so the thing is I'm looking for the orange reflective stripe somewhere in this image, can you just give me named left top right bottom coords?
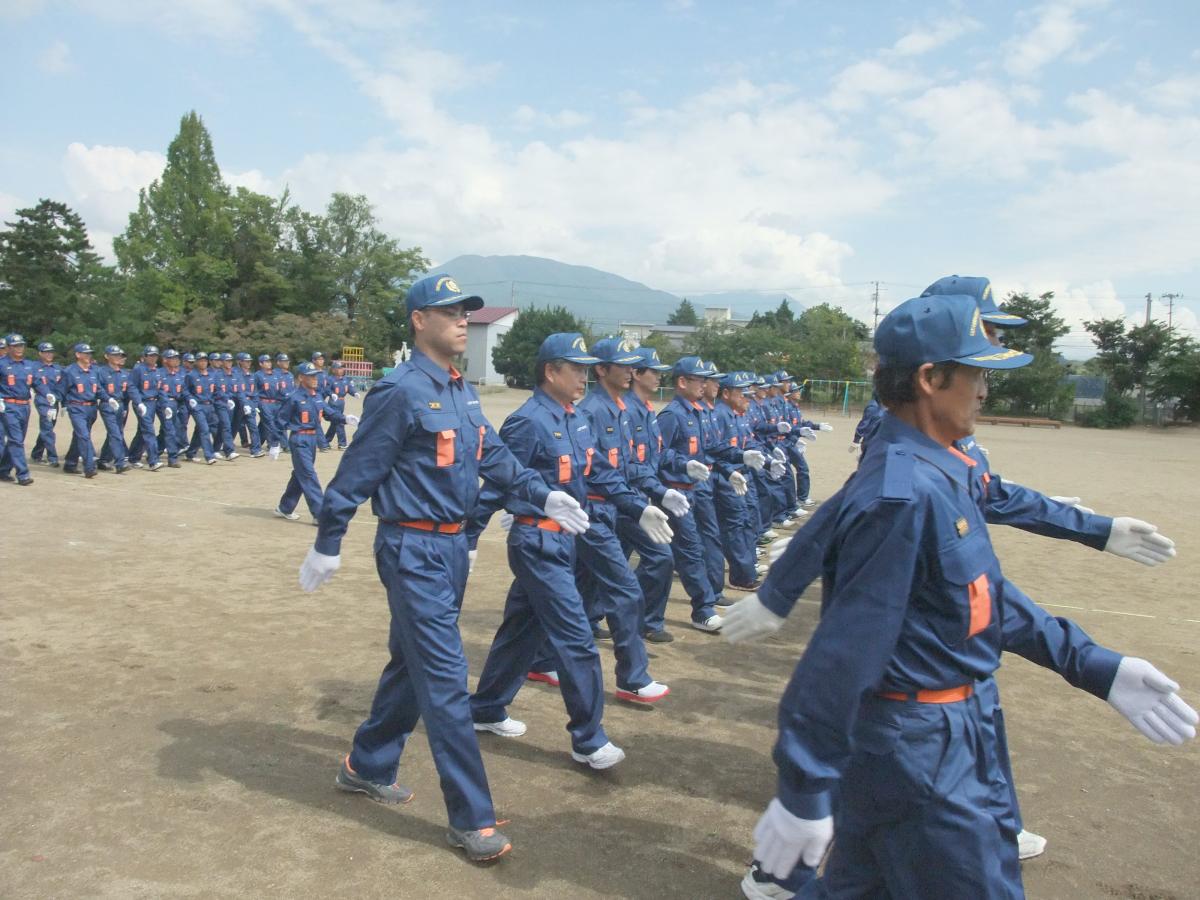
left=477, top=425, right=485, bottom=460
left=301, top=410, right=310, bottom=424
left=729, top=436, right=737, bottom=446
left=636, top=443, right=646, bottom=462
left=558, top=454, right=571, bottom=483
left=967, top=573, right=991, bottom=636
left=947, top=445, right=977, bottom=467
left=437, top=430, right=456, bottom=467
left=584, top=447, right=594, bottom=476
left=688, top=435, right=698, bottom=455
left=607, top=447, right=619, bottom=468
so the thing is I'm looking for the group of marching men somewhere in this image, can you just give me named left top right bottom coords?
left=0, top=335, right=360, bottom=483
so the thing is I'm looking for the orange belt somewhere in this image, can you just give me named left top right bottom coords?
left=665, top=481, right=694, bottom=491
left=4, top=398, right=30, bottom=404
left=586, top=494, right=607, bottom=503
left=514, top=515, right=562, bottom=532
left=386, top=519, right=465, bottom=534
left=295, top=429, right=316, bottom=434
left=878, top=685, right=973, bottom=704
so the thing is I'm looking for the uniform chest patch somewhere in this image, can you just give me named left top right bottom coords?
left=956, top=517, right=970, bottom=538
left=553, top=431, right=562, bottom=438
left=605, top=426, right=614, bottom=433
left=428, top=401, right=441, bottom=409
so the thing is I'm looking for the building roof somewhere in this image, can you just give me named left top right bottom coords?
left=468, top=306, right=519, bottom=325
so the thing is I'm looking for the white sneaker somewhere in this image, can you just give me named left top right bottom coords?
left=740, top=867, right=795, bottom=899
left=273, top=506, right=300, bottom=521
left=801, top=499, right=817, bottom=508
left=1018, top=829, right=1047, bottom=860
left=214, top=451, right=226, bottom=460
left=756, top=563, right=768, bottom=576
left=794, top=508, right=809, bottom=517
left=615, top=681, right=670, bottom=703
left=131, top=461, right=145, bottom=469
left=775, top=517, right=795, bottom=528
left=473, top=717, right=528, bottom=737
left=692, top=614, right=724, bottom=633
left=571, top=741, right=625, bottom=770
left=148, top=461, right=164, bottom=471
left=206, top=457, right=218, bottom=465
left=225, top=451, right=239, bottom=460
left=762, top=529, right=779, bottom=540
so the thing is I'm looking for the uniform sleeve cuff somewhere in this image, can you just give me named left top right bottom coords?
left=776, top=781, right=833, bottom=820
left=1078, top=647, right=1123, bottom=699
left=314, top=534, right=342, bottom=557
left=758, top=578, right=798, bottom=619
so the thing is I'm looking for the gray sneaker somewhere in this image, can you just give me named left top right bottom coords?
left=446, top=824, right=512, bottom=862
left=334, top=755, right=413, bottom=805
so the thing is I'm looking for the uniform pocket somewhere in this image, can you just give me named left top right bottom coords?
left=419, top=412, right=460, bottom=468
left=636, top=443, right=646, bottom=462
left=935, top=530, right=992, bottom=644
left=584, top=447, right=594, bottom=476
left=688, top=435, right=698, bottom=455
left=607, top=446, right=619, bottom=468
left=558, top=454, right=571, bottom=482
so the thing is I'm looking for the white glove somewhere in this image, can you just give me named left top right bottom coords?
left=243, top=404, right=253, bottom=415
left=772, top=447, right=787, bottom=462
left=107, top=397, right=120, bottom=412
left=729, top=470, right=749, bottom=496
left=794, top=439, right=807, bottom=454
left=0, top=399, right=5, bottom=412
left=268, top=445, right=281, bottom=461
left=468, top=549, right=477, bottom=575
left=742, top=449, right=766, bottom=470
left=298, top=547, right=341, bottom=592
left=1107, top=657, right=1197, bottom=745
left=638, top=505, right=674, bottom=544
left=848, top=442, right=859, bottom=454
left=769, top=459, right=786, bottom=479
left=723, top=592, right=786, bottom=643
left=136, top=402, right=147, bottom=417
left=345, top=414, right=360, bottom=426
left=164, top=406, right=173, bottom=420
left=48, top=394, right=57, bottom=407
left=685, top=459, right=710, bottom=482
left=544, top=490, right=589, bottom=535
left=799, top=426, right=817, bottom=440
left=187, top=398, right=197, bottom=409
left=776, top=421, right=792, bottom=434
left=754, top=798, right=834, bottom=876
left=47, top=408, right=57, bottom=422
left=769, top=536, right=793, bottom=564
left=499, top=512, right=513, bottom=532
left=1104, top=517, right=1176, bottom=567
left=1049, top=495, right=1096, bottom=515
left=818, top=423, right=833, bottom=432
left=226, top=399, right=235, bottom=411
left=661, top=488, right=690, bottom=517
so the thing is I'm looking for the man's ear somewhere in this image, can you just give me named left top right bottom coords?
left=913, top=362, right=938, bottom=399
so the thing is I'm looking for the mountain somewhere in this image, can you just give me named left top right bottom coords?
left=437, top=254, right=807, bottom=331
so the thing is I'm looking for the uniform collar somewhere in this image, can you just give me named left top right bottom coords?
left=411, top=348, right=461, bottom=388
left=876, top=414, right=974, bottom=488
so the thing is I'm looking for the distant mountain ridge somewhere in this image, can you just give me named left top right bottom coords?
left=438, top=254, right=803, bottom=331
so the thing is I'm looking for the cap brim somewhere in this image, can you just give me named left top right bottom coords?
left=560, top=353, right=601, bottom=364
left=646, top=363, right=671, bottom=372
left=426, top=294, right=485, bottom=311
left=955, top=347, right=1034, bottom=369
left=981, top=313, right=1029, bottom=327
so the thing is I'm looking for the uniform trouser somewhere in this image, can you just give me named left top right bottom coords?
left=349, top=525, right=496, bottom=831
left=315, top=410, right=330, bottom=449
left=128, top=400, right=159, bottom=463
left=565, top=505, right=652, bottom=691
left=98, top=406, right=129, bottom=466
left=665, top=501, right=719, bottom=623
left=471, top=524, right=609, bottom=755
left=232, top=402, right=248, bottom=446
left=787, top=443, right=811, bottom=501
left=258, top=402, right=279, bottom=448
left=615, top=511, right=675, bottom=635
left=0, top=404, right=32, bottom=478
left=692, top=483, right=725, bottom=597
left=239, top=406, right=262, bottom=453
left=786, top=692, right=1021, bottom=899
left=767, top=443, right=798, bottom=517
left=187, top=404, right=216, bottom=461
left=714, top=475, right=758, bottom=586
left=752, top=468, right=788, bottom=530
left=31, top=402, right=58, bottom=463
left=64, top=404, right=98, bottom=472
left=213, top=402, right=235, bottom=454
left=155, top=402, right=179, bottom=462
left=324, top=401, right=348, bottom=447
left=278, top=435, right=322, bottom=516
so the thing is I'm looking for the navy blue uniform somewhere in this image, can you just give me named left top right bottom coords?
left=323, top=374, right=359, bottom=448
left=61, top=363, right=102, bottom=474
left=185, top=369, right=218, bottom=462
left=0, top=355, right=37, bottom=479
left=275, top=386, right=344, bottom=517
left=315, top=350, right=551, bottom=831
left=254, top=368, right=279, bottom=448
left=127, top=361, right=161, bottom=464
left=156, top=367, right=187, bottom=463
left=96, top=364, right=132, bottom=469
left=710, top=402, right=759, bottom=586
left=31, top=360, right=64, bottom=465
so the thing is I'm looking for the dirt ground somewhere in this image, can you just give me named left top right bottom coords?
left=2, top=391, right=1198, bottom=899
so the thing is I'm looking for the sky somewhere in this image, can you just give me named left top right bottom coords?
left=2, top=0, right=1198, bottom=357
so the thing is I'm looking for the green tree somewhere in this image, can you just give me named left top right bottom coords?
left=492, top=306, right=591, bottom=389
left=985, top=291, right=1073, bottom=417
left=667, top=297, right=699, bottom=326
left=226, top=187, right=291, bottom=321
left=1150, top=337, right=1200, bottom=423
left=791, top=303, right=869, bottom=378
left=684, top=322, right=797, bottom=375
left=748, top=298, right=797, bottom=331
left=1084, top=316, right=1182, bottom=421
left=638, top=331, right=680, bottom=366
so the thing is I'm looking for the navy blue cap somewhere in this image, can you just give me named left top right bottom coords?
left=195, top=351, right=209, bottom=361
left=275, top=353, right=289, bottom=362
left=220, top=352, right=233, bottom=361
left=720, top=371, right=754, bottom=389
left=921, top=275, right=1028, bottom=327
left=208, top=352, right=221, bottom=361
left=162, top=349, right=180, bottom=359
left=235, top=352, right=251, bottom=361
left=633, top=346, right=671, bottom=371
left=295, top=362, right=318, bottom=376
left=143, top=345, right=159, bottom=356
left=75, top=342, right=94, bottom=354
left=182, top=352, right=196, bottom=362
left=257, top=354, right=271, bottom=363
left=6, top=333, right=26, bottom=345
left=701, top=359, right=725, bottom=379
left=105, top=344, right=125, bottom=356
left=876, top=294, right=1034, bottom=369
left=331, top=360, right=344, bottom=369
left=311, top=351, right=324, bottom=360
left=406, top=273, right=485, bottom=315
left=672, top=356, right=712, bottom=377
left=536, top=333, right=601, bottom=365
left=762, top=373, right=778, bottom=386
left=773, top=369, right=792, bottom=382
left=591, top=336, right=642, bottom=365
left=37, top=341, right=55, bottom=352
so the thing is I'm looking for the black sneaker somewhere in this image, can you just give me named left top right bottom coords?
left=48, top=461, right=60, bottom=468
left=334, top=755, right=413, bottom=805
left=97, top=461, right=112, bottom=471
left=591, top=626, right=613, bottom=641
left=168, top=461, right=182, bottom=468
left=446, top=824, right=512, bottom=862
left=17, top=476, right=33, bottom=486
left=644, top=630, right=675, bottom=644
left=62, top=466, right=78, bottom=475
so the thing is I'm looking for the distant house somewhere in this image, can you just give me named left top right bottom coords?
left=702, top=307, right=750, bottom=328
left=620, top=307, right=749, bottom=350
left=464, top=306, right=518, bottom=385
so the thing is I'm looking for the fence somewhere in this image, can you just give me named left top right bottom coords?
left=798, top=379, right=873, bottom=416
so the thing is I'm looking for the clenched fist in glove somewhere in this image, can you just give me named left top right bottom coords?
left=769, top=458, right=786, bottom=479
left=499, top=512, right=513, bottom=532
left=686, top=459, right=711, bottom=482
left=243, top=405, right=254, bottom=416
left=729, top=471, right=749, bottom=496
left=47, top=408, right=57, bottom=423
left=799, top=426, right=817, bottom=440
left=1104, top=518, right=1175, bottom=567
left=107, top=398, right=120, bottom=412
left=187, top=398, right=197, bottom=409
left=818, top=423, right=833, bottom=432
left=639, top=506, right=674, bottom=544
left=754, top=798, right=833, bottom=877
left=776, top=421, right=792, bottom=434
left=742, top=449, right=766, bottom=470
left=468, top=549, right=477, bottom=575
left=1107, top=657, right=1197, bottom=745
left=226, top=399, right=236, bottom=411
left=661, top=488, right=690, bottom=517
left=136, top=402, right=147, bottom=417
left=299, top=547, right=341, bottom=592
left=164, top=406, right=173, bottom=420
left=345, top=414, right=360, bottom=426
left=545, top=491, right=590, bottom=534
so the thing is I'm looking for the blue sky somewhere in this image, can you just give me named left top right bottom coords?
left=3, top=0, right=1198, bottom=355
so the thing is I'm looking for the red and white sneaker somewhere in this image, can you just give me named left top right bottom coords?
left=526, top=670, right=560, bottom=687
left=616, top=681, right=670, bottom=703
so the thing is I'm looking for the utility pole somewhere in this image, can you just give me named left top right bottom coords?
left=1161, top=293, right=1183, bottom=329
left=872, top=281, right=881, bottom=335
left=1144, top=292, right=1152, bottom=325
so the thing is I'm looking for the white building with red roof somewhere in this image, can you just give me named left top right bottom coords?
left=464, top=306, right=519, bottom=385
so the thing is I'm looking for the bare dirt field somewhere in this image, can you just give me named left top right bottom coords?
left=2, top=391, right=1198, bottom=899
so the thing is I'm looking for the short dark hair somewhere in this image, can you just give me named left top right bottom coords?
left=536, top=358, right=568, bottom=386
left=874, top=361, right=960, bottom=410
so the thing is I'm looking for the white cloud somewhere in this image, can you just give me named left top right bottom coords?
left=1003, top=1, right=1109, bottom=79
left=890, top=16, right=981, bottom=57
left=826, top=60, right=929, bottom=112
left=1147, top=74, right=1200, bottom=110
left=224, top=168, right=276, bottom=194
left=38, top=39, right=74, bottom=74
left=512, top=105, right=592, bottom=130
left=61, top=143, right=165, bottom=258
